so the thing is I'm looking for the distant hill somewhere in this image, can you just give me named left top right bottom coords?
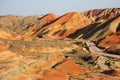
left=0, top=8, right=120, bottom=51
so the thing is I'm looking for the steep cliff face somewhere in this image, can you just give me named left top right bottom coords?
left=82, top=8, right=120, bottom=22
left=33, top=12, right=92, bottom=38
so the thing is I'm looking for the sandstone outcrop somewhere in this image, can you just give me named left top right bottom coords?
left=69, top=13, right=120, bottom=43
left=99, top=31, right=120, bottom=48
left=0, top=8, right=120, bottom=80
left=83, top=8, right=120, bottom=22
left=33, top=12, right=92, bottom=38
left=38, top=13, right=57, bottom=22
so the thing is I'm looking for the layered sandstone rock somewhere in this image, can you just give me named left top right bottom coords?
left=41, top=59, right=88, bottom=80
left=99, top=31, right=120, bottom=48
left=70, top=14, right=120, bottom=42
left=0, top=50, right=64, bottom=80
left=0, top=8, right=120, bottom=80
left=38, top=13, right=57, bottom=22
left=0, top=14, right=54, bottom=36
left=33, top=12, right=92, bottom=38
left=83, top=8, right=120, bottom=22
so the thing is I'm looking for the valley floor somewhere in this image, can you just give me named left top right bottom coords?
left=0, top=38, right=120, bottom=80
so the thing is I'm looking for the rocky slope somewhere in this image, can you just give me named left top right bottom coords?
left=99, top=31, right=120, bottom=48
left=99, top=31, right=120, bottom=55
left=38, top=13, right=57, bottom=22
left=82, top=8, right=120, bottom=22
left=0, top=13, right=57, bottom=39
left=32, top=12, right=92, bottom=38
left=70, top=14, right=120, bottom=41
left=68, top=8, right=120, bottom=53
left=0, top=8, right=120, bottom=80
left=0, top=39, right=120, bottom=80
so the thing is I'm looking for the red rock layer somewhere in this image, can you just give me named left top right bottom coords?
left=38, top=13, right=57, bottom=22
left=33, top=12, right=92, bottom=38
left=83, top=8, right=120, bottom=22
left=99, top=31, right=120, bottom=48
left=41, top=59, right=88, bottom=80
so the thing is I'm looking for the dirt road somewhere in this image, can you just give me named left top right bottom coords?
left=86, top=41, right=120, bottom=59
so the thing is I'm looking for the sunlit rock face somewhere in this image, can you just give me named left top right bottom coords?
left=32, top=12, right=92, bottom=38
left=38, top=13, right=57, bottom=22
left=82, top=8, right=120, bottom=22
left=99, top=31, right=120, bottom=48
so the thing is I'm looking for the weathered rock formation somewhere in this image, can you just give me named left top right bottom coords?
left=33, top=12, right=92, bottom=38
left=0, top=8, right=120, bottom=80
left=82, top=8, right=120, bottom=22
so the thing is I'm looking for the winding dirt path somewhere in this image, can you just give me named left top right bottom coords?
left=86, top=41, right=120, bottom=59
